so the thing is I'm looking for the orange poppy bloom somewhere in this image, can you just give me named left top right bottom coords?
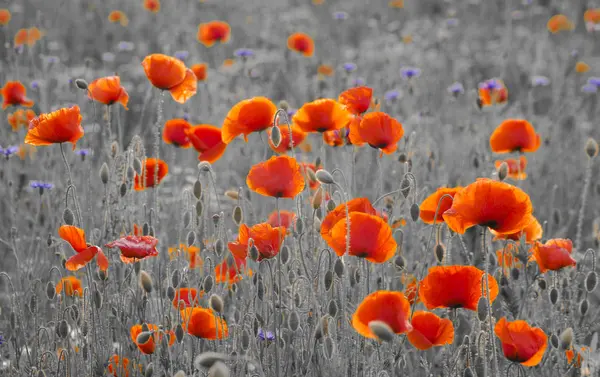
left=496, top=244, right=522, bottom=275
left=585, top=9, right=600, bottom=24
left=2, top=81, right=34, bottom=109
left=495, top=155, right=527, bottom=180
left=56, top=276, right=84, bottom=297
left=162, top=119, right=192, bottom=148
left=402, top=273, right=419, bottom=305
left=133, top=158, right=168, bottom=191
left=130, top=324, right=175, bottom=354
left=88, top=76, right=129, bottom=109
left=357, top=112, right=404, bottom=155
left=228, top=223, right=285, bottom=261
left=317, top=64, right=334, bottom=77
left=419, top=265, right=499, bottom=311
left=222, top=58, right=235, bottom=68
left=267, top=210, right=296, bottom=229
left=0, top=9, right=11, bottom=26
left=172, top=288, right=202, bottom=308
left=442, top=178, right=533, bottom=235
left=575, top=61, right=590, bottom=73
left=197, top=21, right=231, bottom=47
left=491, top=216, right=542, bottom=244
left=268, top=125, right=306, bottom=154
left=494, top=317, right=547, bottom=367
left=181, top=307, right=228, bottom=339
left=186, top=125, right=227, bottom=163
left=327, top=212, right=396, bottom=263
left=143, top=0, right=160, bottom=13
left=246, top=155, right=305, bottom=198
left=287, top=32, right=314, bottom=57
left=478, top=79, right=508, bottom=107
left=191, top=63, right=208, bottom=81
left=419, top=187, right=463, bottom=224
left=168, top=243, right=203, bottom=269
left=7, top=109, right=36, bottom=131
left=531, top=238, right=576, bottom=273
left=547, top=14, right=574, bottom=33
left=141, top=54, right=197, bottom=103
left=389, top=0, right=404, bottom=7
left=107, top=355, right=130, bottom=377
left=108, top=10, right=129, bottom=26
left=293, top=99, right=352, bottom=133
left=221, top=97, right=277, bottom=143
left=27, top=27, right=43, bottom=46
left=215, top=254, right=249, bottom=285
left=352, top=290, right=412, bottom=339
left=407, top=311, right=454, bottom=350
left=25, top=106, right=84, bottom=150
left=490, top=119, right=540, bottom=154
left=321, top=198, right=377, bottom=245
left=339, top=86, right=373, bottom=115
left=566, top=347, right=587, bottom=368
left=105, top=235, right=159, bottom=263
left=17, top=143, right=36, bottom=160
left=346, top=115, right=365, bottom=145
left=59, top=225, right=109, bottom=272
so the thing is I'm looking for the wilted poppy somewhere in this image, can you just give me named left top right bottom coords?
left=221, top=97, right=277, bottom=143
left=268, top=125, right=306, bottom=154
left=59, top=225, right=109, bottom=272
left=419, top=265, right=499, bottom=311
left=494, top=317, right=547, bottom=366
left=267, top=210, right=296, bottom=229
left=442, top=178, right=533, bottom=235
left=197, top=21, right=231, bottom=47
left=531, top=238, right=576, bottom=273
left=172, top=288, right=202, bottom=308
left=2, top=81, right=34, bottom=109
left=186, top=125, right=227, bottom=163
left=144, top=0, right=160, bottom=13
left=181, top=307, right=228, bottom=339
left=141, top=54, right=197, bottom=103
left=130, top=323, right=175, bottom=354
left=547, top=14, right=574, bottom=33
left=478, top=79, right=508, bottom=107
left=105, top=235, right=159, bottom=263
left=407, top=311, right=454, bottom=350
left=25, top=106, right=84, bottom=150
left=293, top=99, right=352, bottom=133
left=490, top=119, right=540, bottom=154
left=108, top=10, right=129, bottom=26
left=107, top=355, right=129, bottom=377
left=162, top=119, right=192, bottom=148
left=566, top=347, right=587, bottom=368
left=246, top=155, right=305, bottom=198
left=321, top=198, right=377, bottom=245
left=495, top=156, right=527, bottom=180
left=357, top=112, right=404, bottom=155
left=191, top=63, right=208, bottom=81
left=7, top=109, right=36, bottom=131
left=287, top=32, right=314, bottom=57
left=491, top=216, right=542, bottom=244
left=88, top=76, right=129, bottom=109
left=0, top=9, right=11, bottom=26
left=133, top=158, right=168, bottom=191
left=56, top=276, right=84, bottom=297
left=339, top=86, right=373, bottom=115
left=228, top=222, right=285, bottom=261
left=352, top=290, right=412, bottom=339
left=419, top=187, right=462, bottom=224
left=215, top=253, right=249, bottom=285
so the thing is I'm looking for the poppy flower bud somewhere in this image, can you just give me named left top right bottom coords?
left=58, top=320, right=69, bottom=338
left=368, top=320, right=395, bottom=342
left=46, top=282, right=56, bottom=299
left=175, top=324, right=184, bottom=343
left=136, top=331, right=153, bottom=345
left=328, top=299, right=338, bottom=317
left=249, top=245, right=259, bottom=261
left=212, top=214, right=221, bottom=227
left=312, top=187, right=323, bottom=209
left=295, top=217, right=304, bottom=234
left=322, top=336, right=335, bottom=359
left=208, top=361, right=229, bottom=377
left=280, top=245, right=290, bottom=264
left=203, top=275, right=214, bottom=293
left=315, top=169, right=335, bottom=185
left=510, top=267, right=520, bottom=280
left=193, top=180, right=202, bottom=199
left=497, top=162, right=508, bottom=181
left=141, top=323, right=149, bottom=332
left=398, top=153, right=407, bottom=163
left=126, top=166, right=135, bottom=181
left=63, top=208, right=75, bottom=225
left=198, top=161, right=212, bottom=172
left=74, top=78, right=88, bottom=90
left=209, top=294, right=224, bottom=313
left=410, top=203, right=420, bottom=222
left=187, top=231, right=196, bottom=247
left=334, top=258, right=344, bottom=277
left=232, top=206, right=243, bottom=225
left=393, top=255, right=406, bottom=270
left=579, top=299, right=589, bottom=316
left=144, top=363, right=154, bottom=377
left=476, top=297, right=488, bottom=321
left=224, top=190, right=239, bottom=200
left=215, top=239, right=224, bottom=255
left=119, top=183, right=127, bottom=197
left=133, top=158, right=142, bottom=175
left=100, top=163, right=109, bottom=185
left=183, top=212, right=191, bottom=228
left=585, top=138, right=598, bottom=158
left=194, top=352, right=226, bottom=370
left=288, top=310, right=300, bottom=331
left=171, top=270, right=180, bottom=288
left=400, top=178, right=411, bottom=198
left=196, top=201, right=203, bottom=217
left=324, top=270, right=334, bottom=291
left=93, top=289, right=102, bottom=309
left=326, top=199, right=336, bottom=212
left=110, top=142, right=119, bottom=159
left=270, top=125, right=282, bottom=148
left=549, top=287, right=559, bottom=305
left=139, top=271, right=153, bottom=293
left=586, top=271, right=597, bottom=292
left=257, top=279, right=265, bottom=300
left=537, top=278, right=547, bottom=290
left=434, top=243, right=445, bottom=263
left=463, top=368, right=474, bottom=377
left=550, top=333, right=559, bottom=348
left=559, top=327, right=574, bottom=350
left=166, top=286, right=175, bottom=300
left=134, top=261, right=141, bottom=274
left=278, top=100, right=290, bottom=112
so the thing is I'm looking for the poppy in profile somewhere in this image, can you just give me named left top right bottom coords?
left=191, top=63, right=208, bottom=81
left=141, top=54, right=197, bottom=103
left=0, top=9, right=11, bottom=26
left=228, top=222, right=286, bottom=261
left=246, top=155, right=305, bottom=198
left=575, top=61, right=590, bottom=73
left=267, top=210, right=296, bottom=229
left=352, top=290, right=412, bottom=339
left=162, top=119, right=192, bottom=148
left=268, top=125, right=306, bottom=154
left=357, top=112, right=404, bottom=155
left=26, top=27, right=43, bottom=47
left=130, top=324, right=175, bottom=354
left=25, top=106, right=84, bottom=150
left=172, top=288, right=202, bottom=308
left=186, top=125, right=227, bottom=163
left=181, top=307, right=228, bottom=339
left=442, top=178, right=533, bottom=235
left=566, top=347, right=587, bottom=368
left=215, top=253, right=249, bottom=285
left=494, top=317, right=547, bottom=366
left=338, top=86, right=373, bottom=115
left=56, top=276, right=84, bottom=297
left=317, top=64, right=334, bottom=77
left=143, top=0, right=160, bottom=13
left=59, top=225, right=109, bottom=272
left=107, top=355, right=130, bottom=377
left=197, top=21, right=231, bottom=47
left=7, top=109, right=36, bottom=131
left=490, top=119, right=540, bottom=154
left=2, top=81, right=34, bottom=109
left=491, top=216, right=542, bottom=244
left=419, top=265, right=499, bottom=311
left=495, top=156, right=527, bottom=180
left=531, top=238, right=576, bottom=273
left=105, top=235, right=159, bottom=263
left=293, top=99, right=352, bottom=133
left=419, top=187, right=462, bottom=224
left=133, top=158, right=168, bottom=191
left=108, top=10, right=129, bottom=26
left=287, top=32, right=314, bottom=57
left=321, top=198, right=376, bottom=246
left=407, top=311, right=454, bottom=350
left=221, top=97, right=277, bottom=143
left=478, top=79, right=508, bottom=107
left=88, top=76, right=129, bottom=109
left=547, top=14, right=574, bottom=33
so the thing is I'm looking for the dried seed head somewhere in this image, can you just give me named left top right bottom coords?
left=232, top=206, right=243, bottom=225
left=209, top=294, right=224, bottom=313
left=368, top=320, right=395, bottom=342
left=312, top=187, right=324, bottom=209
left=139, top=271, right=153, bottom=293
left=550, top=287, right=559, bottom=305
left=434, top=243, right=445, bottom=263
left=559, top=328, right=574, bottom=350
left=585, top=138, right=599, bottom=158
left=193, top=180, right=202, bottom=199
left=270, top=125, right=282, bottom=148
left=579, top=299, right=589, bottom=316
left=100, top=163, right=109, bottom=185
left=586, top=271, right=597, bottom=292
left=315, top=169, right=335, bottom=185
left=497, top=162, right=508, bottom=181
left=208, top=361, right=229, bottom=377
left=410, top=203, right=420, bottom=222
left=476, top=297, right=488, bottom=321
left=63, top=208, right=75, bottom=225
left=75, top=78, right=88, bottom=90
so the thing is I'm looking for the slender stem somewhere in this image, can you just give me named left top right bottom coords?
left=60, top=143, right=82, bottom=225
left=481, top=227, right=499, bottom=377
left=576, top=157, right=593, bottom=252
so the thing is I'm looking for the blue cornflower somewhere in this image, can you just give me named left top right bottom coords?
left=588, top=77, right=600, bottom=87
left=1, top=146, right=19, bottom=158
left=446, top=18, right=459, bottom=27
left=30, top=81, right=40, bottom=90
left=352, top=77, right=365, bottom=86
left=384, top=89, right=401, bottom=101
left=333, top=11, right=349, bottom=20
left=287, top=109, right=297, bottom=117
left=581, top=83, right=598, bottom=93
left=234, top=48, right=255, bottom=58
left=174, top=50, right=190, bottom=61
left=30, top=181, right=54, bottom=190
left=0, top=334, right=4, bottom=346
left=531, top=76, right=550, bottom=87
left=257, top=328, right=275, bottom=341
left=447, top=82, right=464, bottom=95
left=479, top=79, right=502, bottom=91
left=117, top=41, right=135, bottom=52
left=182, top=112, right=190, bottom=122
left=75, top=149, right=91, bottom=157
left=342, top=62, right=357, bottom=73
left=400, top=67, right=421, bottom=80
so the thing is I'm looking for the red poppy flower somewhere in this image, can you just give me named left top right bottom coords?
left=407, top=311, right=454, bottom=350
left=186, top=125, right=227, bottom=163
left=59, top=225, right=109, bottom=272
left=56, top=276, right=84, bottom=297
left=287, top=32, right=314, bottom=57
left=352, top=290, right=412, bottom=339
left=495, top=156, right=527, bottom=180
left=494, top=317, right=548, bottom=366
left=107, top=355, right=130, bottom=377
left=172, top=287, right=202, bottom=308
left=191, top=63, right=208, bottom=81
left=0, top=9, right=11, bottom=26
left=215, top=254, right=249, bottom=285
left=105, top=235, right=159, bottom=263
left=357, top=112, right=404, bottom=155
left=108, top=10, right=129, bottom=26
left=197, top=21, right=231, bottom=47
left=338, top=86, right=373, bottom=115
left=7, top=109, right=36, bottom=132
left=2, top=81, right=34, bottom=109
left=228, top=222, right=285, bottom=261
left=268, top=125, right=306, bottom=154
left=130, top=324, right=175, bottom=354
left=181, top=307, right=228, bottom=339
left=531, top=238, right=576, bottom=273
left=490, top=119, right=540, bottom=154
left=566, top=347, right=587, bottom=368
left=246, top=155, right=305, bottom=198
left=88, top=76, right=129, bottom=109
left=419, top=265, right=499, bottom=311
left=25, top=106, right=84, bottom=150
left=221, top=97, right=277, bottom=143
left=478, top=79, right=508, bottom=107
left=293, top=99, right=352, bottom=133
left=346, top=115, right=365, bottom=145
left=141, top=54, right=197, bottom=103
left=547, top=14, right=574, bottom=33
left=419, top=187, right=463, bottom=224
left=491, top=216, right=542, bottom=244
left=442, top=178, right=533, bottom=235
left=144, top=0, right=160, bottom=13
left=267, top=210, right=296, bottom=229
left=162, top=119, right=192, bottom=148
left=321, top=198, right=377, bottom=246
left=133, top=158, right=168, bottom=191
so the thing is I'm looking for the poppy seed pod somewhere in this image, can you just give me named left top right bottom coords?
left=476, top=297, right=488, bottom=321
left=232, top=206, right=243, bottom=225
left=209, top=294, right=224, bottom=313
left=368, top=320, right=395, bottom=342
left=74, top=78, right=88, bottom=90
left=586, top=271, right=597, bottom=292
left=579, top=299, right=589, bottom=316
left=585, top=138, right=599, bottom=158
left=497, top=161, right=508, bottom=181
left=62, top=208, right=75, bottom=225
left=270, top=125, right=282, bottom=148
left=139, top=271, right=153, bottom=293
left=194, top=352, right=227, bottom=370
left=410, top=203, right=420, bottom=222
left=187, top=231, right=196, bottom=247
left=193, top=180, right=202, bottom=199
left=100, top=163, right=109, bottom=185
left=434, top=243, right=445, bottom=263
left=315, top=169, right=335, bottom=185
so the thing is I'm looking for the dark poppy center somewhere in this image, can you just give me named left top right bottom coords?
left=355, top=251, right=369, bottom=258
left=480, top=220, right=498, bottom=229
left=369, top=142, right=388, bottom=149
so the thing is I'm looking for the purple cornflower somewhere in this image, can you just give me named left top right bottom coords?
left=117, top=41, right=135, bottom=52
left=257, top=328, right=275, bottom=341
left=588, top=77, right=600, bottom=87
left=182, top=112, right=190, bottom=122
left=0, top=334, right=3, bottom=346
left=400, top=67, right=421, bottom=80
left=531, top=76, right=550, bottom=87
left=30, top=81, right=40, bottom=90
left=30, top=181, right=54, bottom=195
left=384, top=89, right=401, bottom=101
left=74, top=149, right=91, bottom=160
left=1, top=146, right=19, bottom=158
left=234, top=48, right=255, bottom=59
left=352, top=77, right=365, bottom=86
left=479, top=79, right=502, bottom=90
left=447, top=82, right=464, bottom=95
left=342, top=62, right=357, bottom=73
left=287, top=109, right=297, bottom=117
left=333, top=11, right=349, bottom=20
left=446, top=18, right=459, bottom=27
left=581, top=83, right=598, bottom=93
left=174, top=50, right=190, bottom=61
